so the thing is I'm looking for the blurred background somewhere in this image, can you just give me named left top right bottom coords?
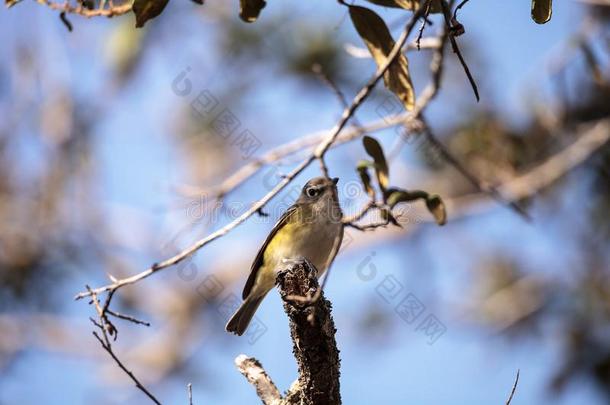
left=1, top=1, right=609, bottom=404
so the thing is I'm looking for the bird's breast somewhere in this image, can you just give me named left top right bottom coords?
left=265, top=217, right=342, bottom=276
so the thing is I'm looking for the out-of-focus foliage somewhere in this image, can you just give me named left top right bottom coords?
left=454, top=9, right=610, bottom=396
left=0, top=51, right=107, bottom=310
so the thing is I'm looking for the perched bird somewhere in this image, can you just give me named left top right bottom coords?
left=226, top=176, right=344, bottom=335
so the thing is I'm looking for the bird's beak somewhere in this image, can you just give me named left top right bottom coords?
left=332, top=177, right=339, bottom=185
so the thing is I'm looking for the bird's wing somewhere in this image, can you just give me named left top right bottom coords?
left=242, top=204, right=299, bottom=299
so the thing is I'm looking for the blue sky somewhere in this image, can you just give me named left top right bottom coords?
left=0, top=1, right=602, bottom=404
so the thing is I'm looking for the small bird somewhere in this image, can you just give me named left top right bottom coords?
left=226, top=176, right=344, bottom=336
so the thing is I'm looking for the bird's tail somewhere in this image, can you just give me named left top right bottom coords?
left=225, top=294, right=265, bottom=336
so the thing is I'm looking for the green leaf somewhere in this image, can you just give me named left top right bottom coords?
left=425, top=194, right=446, bottom=226
left=384, top=188, right=447, bottom=226
left=362, top=136, right=389, bottom=192
left=133, top=0, right=170, bottom=28
left=385, top=188, right=423, bottom=208
left=531, top=0, right=552, bottom=24
left=364, top=0, right=442, bottom=13
left=349, top=5, right=415, bottom=111
left=240, top=0, right=266, bottom=23
left=357, top=160, right=376, bottom=199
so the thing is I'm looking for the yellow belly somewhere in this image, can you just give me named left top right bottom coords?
left=253, top=218, right=342, bottom=295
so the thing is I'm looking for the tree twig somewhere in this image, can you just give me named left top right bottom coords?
left=452, top=0, right=471, bottom=21
left=92, top=331, right=162, bottom=405
left=235, top=355, right=283, bottom=405
left=187, top=383, right=193, bottom=405
left=33, top=0, right=131, bottom=18
left=440, top=0, right=480, bottom=101
left=88, top=288, right=161, bottom=405
left=421, top=122, right=532, bottom=220
left=505, top=370, right=520, bottom=405
left=106, top=309, right=151, bottom=327
left=416, top=0, right=434, bottom=50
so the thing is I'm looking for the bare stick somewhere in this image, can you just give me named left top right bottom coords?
left=93, top=331, right=162, bottom=405
left=452, top=0, right=471, bottom=21
left=416, top=0, right=434, bottom=50
left=235, top=355, right=283, bottom=405
left=505, top=370, right=520, bottom=405
left=440, top=0, right=480, bottom=101
left=33, top=0, right=131, bottom=18
left=187, top=383, right=193, bottom=405
left=421, top=122, right=531, bottom=220
left=106, top=309, right=151, bottom=327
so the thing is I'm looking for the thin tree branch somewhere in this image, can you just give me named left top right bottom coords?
left=92, top=331, right=162, bottom=405
left=421, top=121, right=532, bottom=220
left=452, top=0, right=471, bottom=21
left=173, top=113, right=410, bottom=200
left=106, top=309, right=151, bottom=327
left=235, top=355, right=283, bottom=405
left=312, top=63, right=361, bottom=128
left=416, top=0, right=434, bottom=50
left=33, top=0, right=132, bottom=18
left=176, top=30, right=446, bottom=204
left=345, top=218, right=392, bottom=231
left=313, top=5, right=428, bottom=161
left=88, top=289, right=162, bottom=405
left=75, top=4, right=429, bottom=301
left=440, top=0, right=480, bottom=101
left=335, top=119, right=610, bottom=254
left=187, top=383, right=193, bottom=405
left=505, top=370, right=520, bottom=405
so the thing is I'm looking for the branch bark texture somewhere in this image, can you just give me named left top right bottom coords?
left=237, top=259, right=341, bottom=405
left=277, top=260, right=341, bottom=405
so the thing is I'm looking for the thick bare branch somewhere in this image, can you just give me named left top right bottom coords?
left=235, top=355, right=283, bottom=405
left=276, top=259, right=341, bottom=405
left=237, top=259, right=341, bottom=405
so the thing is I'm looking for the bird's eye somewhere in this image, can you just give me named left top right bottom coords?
left=306, top=187, right=319, bottom=197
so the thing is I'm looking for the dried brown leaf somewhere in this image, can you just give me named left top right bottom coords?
left=240, top=0, right=266, bottom=23
left=357, top=160, right=376, bottom=199
left=133, top=0, right=169, bottom=28
left=362, top=136, right=389, bottom=192
left=425, top=194, right=447, bottom=226
left=349, top=5, right=415, bottom=110
left=531, top=0, right=552, bottom=24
